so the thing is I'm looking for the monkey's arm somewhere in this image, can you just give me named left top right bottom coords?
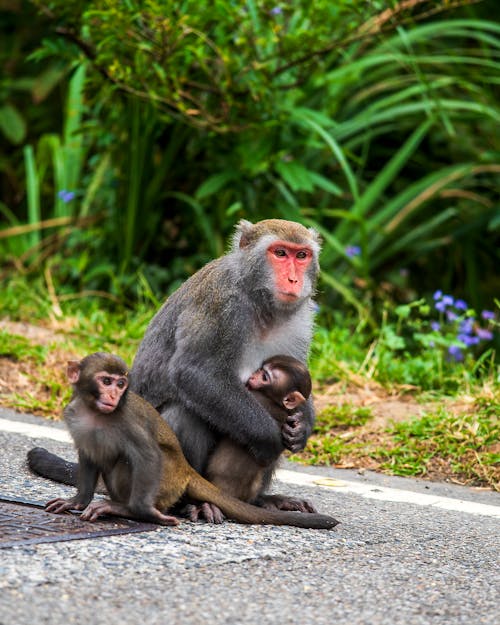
left=171, top=357, right=283, bottom=465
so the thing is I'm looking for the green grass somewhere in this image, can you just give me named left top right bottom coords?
left=313, top=404, right=374, bottom=433
left=0, top=329, right=47, bottom=364
left=0, top=277, right=498, bottom=488
left=374, top=399, right=499, bottom=488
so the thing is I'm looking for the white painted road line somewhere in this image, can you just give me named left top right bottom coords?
left=2, top=417, right=499, bottom=519
left=276, top=469, right=500, bottom=519
left=0, top=418, right=71, bottom=443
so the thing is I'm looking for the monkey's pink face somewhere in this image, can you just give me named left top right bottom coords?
left=246, top=364, right=283, bottom=391
left=94, top=372, right=128, bottom=413
left=266, top=241, right=313, bottom=303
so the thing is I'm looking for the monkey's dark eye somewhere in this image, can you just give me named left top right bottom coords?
left=296, top=250, right=309, bottom=259
left=262, top=370, right=269, bottom=382
left=274, top=248, right=287, bottom=258
left=102, top=377, right=112, bottom=386
left=117, top=379, right=126, bottom=389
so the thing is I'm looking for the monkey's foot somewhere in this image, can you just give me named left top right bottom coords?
left=256, top=494, right=317, bottom=514
left=81, top=500, right=179, bottom=526
left=45, top=497, right=85, bottom=514
left=184, top=502, right=225, bottom=524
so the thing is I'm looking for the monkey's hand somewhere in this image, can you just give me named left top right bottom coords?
left=45, top=497, right=87, bottom=514
left=281, top=412, right=308, bottom=452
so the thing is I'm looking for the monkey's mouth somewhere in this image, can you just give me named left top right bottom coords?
left=96, top=400, right=117, bottom=413
left=276, top=291, right=300, bottom=302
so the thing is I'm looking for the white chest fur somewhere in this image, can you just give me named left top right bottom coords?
left=238, top=304, right=314, bottom=382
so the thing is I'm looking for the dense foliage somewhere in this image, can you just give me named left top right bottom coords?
left=1, top=1, right=499, bottom=317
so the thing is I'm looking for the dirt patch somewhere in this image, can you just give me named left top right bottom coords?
left=0, top=320, right=77, bottom=416
left=0, top=358, right=32, bottom=395
left=0, top=320, right=67, bottom=345
left=315, top=379, right=428, bottom=428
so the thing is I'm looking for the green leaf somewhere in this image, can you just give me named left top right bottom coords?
left=32, top=65, right=67, bottom=102
left=0, top=104, right=26, bottom=144
left=306, top=171, right=343, bottom=196
left=23, top=145, right=41, bottom=248
left=195, top=171, right=237, bottom=200
left=352, top=118, right=434, bottom=219
left=291, top=108, right=359, bottom=201
left=275, top=160, right=314, bottom=192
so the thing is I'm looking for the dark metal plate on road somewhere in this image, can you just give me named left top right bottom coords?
left=0, top=495, right=159, bottom=549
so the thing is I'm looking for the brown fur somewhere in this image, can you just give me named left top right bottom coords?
left=206, top=355, right=312, bottom=504
left=43, top=353, right=338, bottom=530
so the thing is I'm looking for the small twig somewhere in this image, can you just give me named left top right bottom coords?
left=43, top=264, right=63, bottom=319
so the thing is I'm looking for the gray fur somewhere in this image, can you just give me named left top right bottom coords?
left=130, top=219, right=320, bottom=478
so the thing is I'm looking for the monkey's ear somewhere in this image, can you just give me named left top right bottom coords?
left=283, top=391, right=306, bottom=410
left=232, top=219, right=253, bottom=249
left=67, top=361, right=81, bottom=384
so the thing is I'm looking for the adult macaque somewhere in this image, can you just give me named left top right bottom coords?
left=194, top=355, right=312, bottom=522
left=132, top=219, right=321, bottom=514
left=41, top=353, right=338, bottom=529
left=29, top=219, right=322, bottom=518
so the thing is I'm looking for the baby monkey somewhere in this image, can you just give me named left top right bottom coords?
left=43, top=352, right=338, bottom=529
left=45, top=353, right=179, bottom=525
left=206, top=355, right=312, bottom=506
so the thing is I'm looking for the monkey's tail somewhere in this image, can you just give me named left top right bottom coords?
left=186, top=474, right=339, bottom=530
left=27, top=447, right=79, bottom=487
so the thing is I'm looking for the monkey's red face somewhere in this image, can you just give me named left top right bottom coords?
left=94, top=372, right=128, bottom=413
left=246, top=363, right=287, bottom=392
left=266, top=241, right=314, bottom=303
left=246, top=364, right=274, bottom=391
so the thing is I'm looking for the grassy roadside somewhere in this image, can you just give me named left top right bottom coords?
left=0, top=278, right=498, bottom=491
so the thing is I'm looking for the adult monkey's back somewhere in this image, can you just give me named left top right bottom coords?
left=131, top=219, right=321, bottom=514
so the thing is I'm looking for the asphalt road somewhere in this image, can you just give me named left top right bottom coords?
left=0, top=407, right=498, bottom=625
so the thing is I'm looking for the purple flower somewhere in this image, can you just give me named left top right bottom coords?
left=457, top=333, right=479, bottom=346
left=446, top=310, right=458, bottom=322
left=270, top=6, right=282, bottom=14
left=58, top=189, right=75, bottom=203
left=433, top=290, right=443, bottom=300
left=435, top=294, right=454, bottom=312
left=345, top=245, right=361, bottom=258
left=459, top=318, right=474, bottom=335
left=475, top=328, right=494, bottom=341
left=454, top=299, right=468, bottom=310
left=448, top=345, right=464, bottom=361
left=430, top=321, right=441, bottom=332
left=481, top=310, right=495, bottom=320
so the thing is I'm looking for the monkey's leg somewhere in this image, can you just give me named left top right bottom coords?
left=81, top=499, right=179, bottom=526
left=255, top=465, right=318, bottom=513
left=187, top=439, right=263, bottom=524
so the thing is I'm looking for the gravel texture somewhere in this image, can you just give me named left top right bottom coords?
left=0, top=408, right=498, bottom=625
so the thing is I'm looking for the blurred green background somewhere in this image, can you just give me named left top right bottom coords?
left=1, top=0, right=499, bottom=315
left=1, top=1, right=498, bottom=486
